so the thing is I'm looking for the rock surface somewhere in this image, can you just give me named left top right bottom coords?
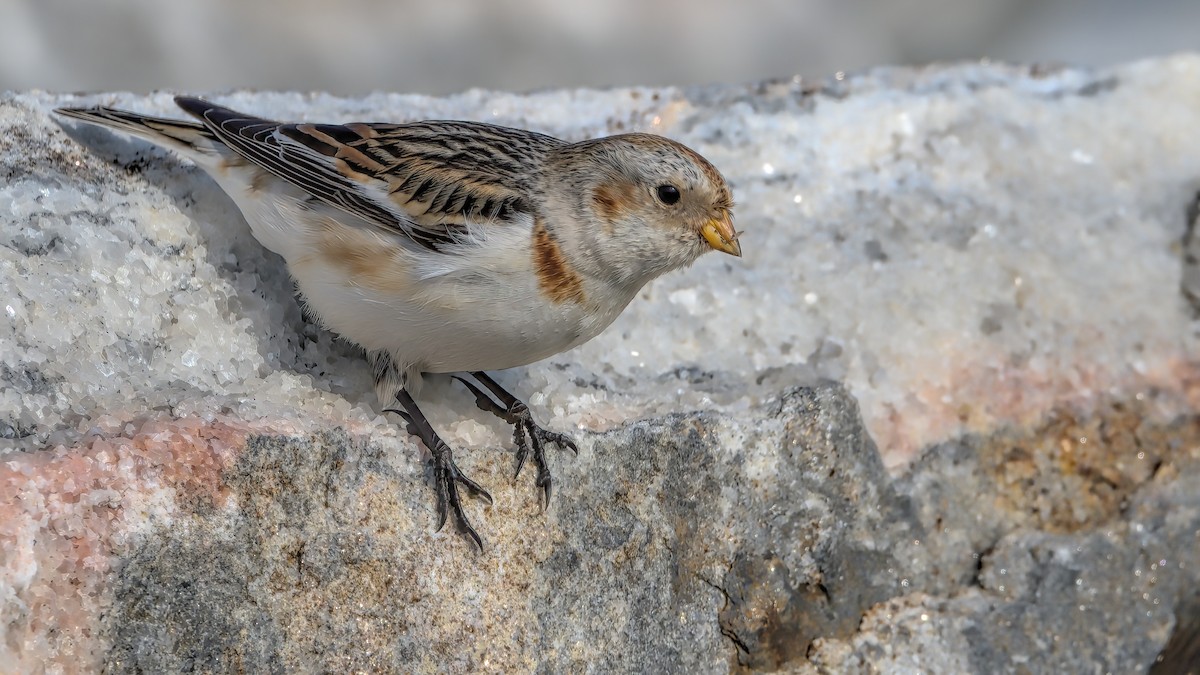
left=3, top=56, right=1200, bottom=672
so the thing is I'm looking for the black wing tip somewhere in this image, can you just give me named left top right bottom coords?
left=173, top=95, right=216, bottom=120
left=173, top=96, right=277, bottom=129
left=57, top=97, right=260, bottom=127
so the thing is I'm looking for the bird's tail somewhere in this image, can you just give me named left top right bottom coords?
left=54, top=105, right=224, bottom=156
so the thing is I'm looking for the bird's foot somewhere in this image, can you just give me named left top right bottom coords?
left=430, top=440, right=492, bottom=549
left=508, top=400, right=578, bottom=508
left=385, top=389, right=492, bottom=550
left=455, top=373, right=577, bottom=509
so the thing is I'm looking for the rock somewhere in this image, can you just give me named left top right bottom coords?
left=3, top=56, right=1200, bottom=672
left=92, top=387, right=911, bottom=673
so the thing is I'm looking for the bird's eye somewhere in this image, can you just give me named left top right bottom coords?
left=656, top=185, right=681, bottom=205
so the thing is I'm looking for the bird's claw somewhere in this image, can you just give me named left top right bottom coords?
left=382, top=407, right=417, bottom=436
left=453, top=372, right=577, bottom=511
left=431, top=441, right=492, bottom=551
left=507, top=403, right=576, bottom=510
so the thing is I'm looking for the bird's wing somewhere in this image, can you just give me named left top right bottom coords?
left=174, top=96, right=565, bottom=251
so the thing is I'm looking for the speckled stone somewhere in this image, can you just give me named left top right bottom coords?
left=4, top=56, right=1200, bottom=673
left=73, top=385, right=1200, bottom=673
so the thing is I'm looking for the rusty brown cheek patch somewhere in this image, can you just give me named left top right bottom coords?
left=591, top=184, right=620, bottom=221
left=592, top=182, right=637, bottom=224
left=532, top=220, right=585, bottom=304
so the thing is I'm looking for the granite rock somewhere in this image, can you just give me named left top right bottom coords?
left=3, top=56, right=1200, bottom=673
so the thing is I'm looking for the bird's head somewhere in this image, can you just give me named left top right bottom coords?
left=543, top=133, right=739, bottom=289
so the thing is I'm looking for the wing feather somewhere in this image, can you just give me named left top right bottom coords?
left=174, top=96, right=564, bottom=251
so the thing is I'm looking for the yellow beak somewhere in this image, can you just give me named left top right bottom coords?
left=700, top=210, right=741, bottom=257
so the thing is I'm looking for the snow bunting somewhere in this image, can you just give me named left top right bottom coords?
left=55, top=97, right=741, bottom=548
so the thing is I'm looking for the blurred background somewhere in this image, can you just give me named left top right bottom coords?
left=2, top=0, right=1198, bottom=95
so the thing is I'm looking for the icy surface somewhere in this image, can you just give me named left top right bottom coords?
left=4, top=58, right=1200, bottom=465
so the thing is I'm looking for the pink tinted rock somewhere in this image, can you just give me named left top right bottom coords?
left=0, top=416, right=252, bottom=672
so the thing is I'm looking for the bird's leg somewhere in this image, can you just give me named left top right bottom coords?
left=453, top=372, right=577, bottom=509
left=384, top=388, right=492, bottom=550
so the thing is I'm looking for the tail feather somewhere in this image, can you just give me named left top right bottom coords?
left=54, top=105, right=222, bottom=155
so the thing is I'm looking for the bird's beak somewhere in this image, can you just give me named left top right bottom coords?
left=700, top=210, right=741, bottom=257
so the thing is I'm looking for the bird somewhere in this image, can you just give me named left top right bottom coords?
left=55, top=97, right=741, bottom=548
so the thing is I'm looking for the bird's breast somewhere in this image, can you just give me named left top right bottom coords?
left=284, top=223, right=628, bottom=374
